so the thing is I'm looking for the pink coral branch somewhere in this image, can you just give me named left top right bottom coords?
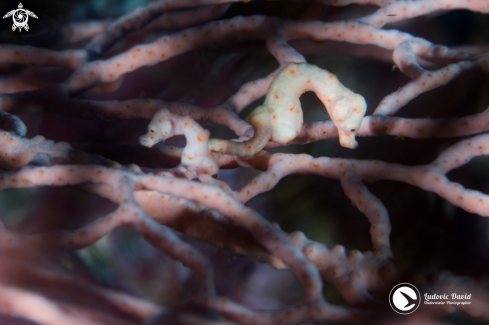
left=358, top=0, right=489, bottom=27
left=0, top=45, right=86, bottom=69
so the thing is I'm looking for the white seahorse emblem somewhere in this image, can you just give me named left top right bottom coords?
left=2, top=3, right=38, bottom=32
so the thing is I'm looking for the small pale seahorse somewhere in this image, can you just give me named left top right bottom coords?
left=209, top=62, right=367, bottom=156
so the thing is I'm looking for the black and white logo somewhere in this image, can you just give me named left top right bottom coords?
left=389, top=283, right=421, bottom=314
left=3, top=3, right=38, bottom=32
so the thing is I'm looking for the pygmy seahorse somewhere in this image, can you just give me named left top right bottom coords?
left=209, top=62, right=367, bottom=156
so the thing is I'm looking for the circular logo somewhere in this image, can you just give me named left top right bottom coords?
left=389, top=283, right=420, bottom=314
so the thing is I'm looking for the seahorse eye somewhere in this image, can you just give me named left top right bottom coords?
left=351, top=129, right=356, bottom=132
left=150, top=129, right=155, bottom=133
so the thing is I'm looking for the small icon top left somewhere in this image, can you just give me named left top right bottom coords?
left=3, top=3, right=38, bottom=32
